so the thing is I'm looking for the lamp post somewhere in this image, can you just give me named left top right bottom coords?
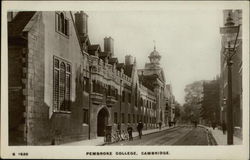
left=88, top=63, right=93, bottom=140
left=118, top=79, right=122, bottom=132
left=221, top=97, right=226, bottom=123
left=220, top=11, right=241, bottom=145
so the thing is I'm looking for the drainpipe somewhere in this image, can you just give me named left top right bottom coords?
left=119, top=79, right=122, bottom=131
left=88, top=65, right=92, bottom=140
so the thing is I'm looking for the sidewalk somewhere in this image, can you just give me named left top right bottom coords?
left=61, top=126, right=175, bottom=146
left=202, top=125, right=242, bottom=145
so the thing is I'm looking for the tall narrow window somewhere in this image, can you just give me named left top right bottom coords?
left=122, top=91, right=125, bottom=102
left=128, top=92, right=131, bottom=103
left=60, top=13, right=65, bottom=33
left=115, top=89, right=118, bottom=100
left=114, top=112, right=118, bottom=124
left=65, top=64, right=71, bottom=111
left=128, top=114, right=131, bottom=123
left=65, top=19, right=69, bottom=36
left=53, top=59, right=60, bottom=111
left=59, top=62, right=66, bottom=110
left=53, top=57, right=71, bottom=112
left=55, top=12, right=69, bottom=36
left=122, top=113, right=125, bottom=123
left=82, top=109, right=89, bottom=124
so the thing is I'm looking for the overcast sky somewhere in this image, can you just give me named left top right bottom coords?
left=87, top=10, right=223, bottom=104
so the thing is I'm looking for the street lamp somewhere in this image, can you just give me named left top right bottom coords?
left=220, top=11, right=241, bottom=145
left=88, top=61, right=93, bottom=140
left=118, top=79, right=122, bottom=133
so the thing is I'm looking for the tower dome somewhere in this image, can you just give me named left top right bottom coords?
left=148, top=45, right=161, bottom=64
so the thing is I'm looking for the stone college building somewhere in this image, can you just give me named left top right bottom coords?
left=8, top=11, right=175, bottom=145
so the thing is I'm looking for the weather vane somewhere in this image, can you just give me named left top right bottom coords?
left=153, top=40, right=156, bottom=50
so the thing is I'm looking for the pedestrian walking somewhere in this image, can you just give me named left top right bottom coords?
left=127, top=125, right=133, bottom=141
left=222, top=121, right=227, bottom=135
left=158, top=121, right=162, bottom=130
left=137, top=121, right=144, bottom=139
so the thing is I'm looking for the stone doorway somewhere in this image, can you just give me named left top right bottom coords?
left=97, top=107, right=109, bottom=136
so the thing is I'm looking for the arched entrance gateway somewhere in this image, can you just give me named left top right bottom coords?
left=97, top=107, right=109, bottom=136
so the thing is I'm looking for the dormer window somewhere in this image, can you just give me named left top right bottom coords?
left=56, top=12, right=69, bottom=37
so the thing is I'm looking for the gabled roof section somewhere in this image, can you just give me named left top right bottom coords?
left=108, top=57, right=118, bottom=65
left=99, top=51, right=111, bottom=60
left=8, top=11, right=36, bottom=37
left=88, top=44, right=100, bottom=51
left=116, top=63, right=125, bottom=71
left=88, top=44, right=101, bottom=55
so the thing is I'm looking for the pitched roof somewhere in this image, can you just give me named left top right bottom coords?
left=88, top=44, right=100, bottom=51
left=108, top=57, right=118, bottom=65
left=8, top=12, right=36, bottom=37
left=99, top=52, right=111, bottom=60
left=116, top=63, right=124, bottom=71
left=88, top=44, right=101, bottom=55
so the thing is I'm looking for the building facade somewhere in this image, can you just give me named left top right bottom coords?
left=164, top=84, right=175, bottom=126
left=8, top=11, right=170, bottom=145
left=219, top=10, right=242, bottom=137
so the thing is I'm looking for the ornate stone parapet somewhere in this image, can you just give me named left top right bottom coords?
left=90, top=92, right=103, bottom=104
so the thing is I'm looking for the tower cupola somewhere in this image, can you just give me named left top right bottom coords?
left=148, top=43, right=161, bottom=65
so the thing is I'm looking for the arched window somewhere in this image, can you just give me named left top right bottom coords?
left=135, top=84, right=138, bottom=106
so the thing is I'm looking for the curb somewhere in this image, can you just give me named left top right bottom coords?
left=198, top=125, right=217, bottom=145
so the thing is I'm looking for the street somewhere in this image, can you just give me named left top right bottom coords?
left=108, top=126, right=212, bottom=145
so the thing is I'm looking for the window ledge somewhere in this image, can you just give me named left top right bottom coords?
left=82, top=123, right=89, bottom=127
left=56, top=30, right=69, bottom=39
left=53, top=110, right=71, bottom=114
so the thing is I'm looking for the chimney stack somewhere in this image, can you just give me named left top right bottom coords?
left=104, top=37, right=114, bottom=57
left=74, top=11, right=88, bottom=38
left=125, top=55, right=133, bottom=66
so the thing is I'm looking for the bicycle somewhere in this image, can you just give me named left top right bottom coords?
left=111, top=130, right=122, bottom=142
left=121, top=130, right=129, bottom=141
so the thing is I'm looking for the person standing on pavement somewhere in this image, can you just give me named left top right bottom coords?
left=127, top=125, right=133, bottom=141
left=159, top=121, right=162, bottom=130
left=222, top=121, right=227, bottom=135
left=137, top=121, right=144, bottom=139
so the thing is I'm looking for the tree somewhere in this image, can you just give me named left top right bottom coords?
left=182, top=81, right=204, bottom=123
left=201, top=80, right=220, bottom=125
left=174, top=102, right=181, bottom=119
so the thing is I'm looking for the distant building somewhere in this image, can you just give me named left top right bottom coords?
left=138, top=45, right=168, bottom=127
left=219, top=10, right=242, bottom=136
left=164, top=84, right=175, bottom=126
left=8, top=11, right=171, bottom=145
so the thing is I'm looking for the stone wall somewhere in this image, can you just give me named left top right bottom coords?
left=25, top=12, right=51, bottom=145
left=8, top=44, right=26, bottom=145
